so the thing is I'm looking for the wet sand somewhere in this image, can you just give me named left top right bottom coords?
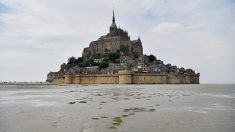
left=0, top=84, right=235, bottom=132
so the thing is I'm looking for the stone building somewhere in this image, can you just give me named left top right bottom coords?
left=82, top=10, right=143, bottom=58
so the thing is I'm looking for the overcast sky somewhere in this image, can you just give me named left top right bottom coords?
left=0, top=0, right=235, bottom=83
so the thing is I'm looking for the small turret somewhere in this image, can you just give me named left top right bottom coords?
left=138, top=37, right=141, bottom=42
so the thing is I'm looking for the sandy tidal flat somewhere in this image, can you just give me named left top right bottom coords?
left=0, top=84, right=235, bottom=132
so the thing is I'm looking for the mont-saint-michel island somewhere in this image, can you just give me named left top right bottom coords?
left=47, top=11, right=200, bottom=84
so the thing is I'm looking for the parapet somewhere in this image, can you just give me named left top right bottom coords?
left=118, top=70, right=132, bottom=75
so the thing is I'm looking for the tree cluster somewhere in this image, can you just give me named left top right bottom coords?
left=120, top=44, right=129, bottom=55
left=63, top=52, right=121, bottom=70
left=147, top=54, right=157, bottom=62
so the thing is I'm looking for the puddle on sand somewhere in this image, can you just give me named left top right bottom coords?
left=91, top=117, right=99, bottom=120
left=122, top=115, right=128, bottom=117
left=79, top=101, right=87, bottom=103
left=100, top=115, right=108, bottom=118
left=52, top=121, right=58, bottom=128
left=149, top=108, right=156, bottom=112
left=123, top=107, right=146, bottom=112
left=68, top=102, right=75, bottom=104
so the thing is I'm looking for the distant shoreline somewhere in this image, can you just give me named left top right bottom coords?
left=0, top=82, right=51, bottom=85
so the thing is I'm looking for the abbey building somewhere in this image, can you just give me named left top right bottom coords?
left=82, top=11, right=143, bottom=58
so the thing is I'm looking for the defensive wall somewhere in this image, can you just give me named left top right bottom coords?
left=51, top=70, right=199, bottom=84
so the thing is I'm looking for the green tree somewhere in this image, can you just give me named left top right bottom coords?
left=178, top=67, right=185, bottom=74
left=79, top=61, right=89, bottom=67
left=186, top=69, right=195, bottom=75
left=93, top=53, right=101, bottom=59
left=105, top=48, right=109, bottom=53
left=99, top=61, right=109, bottom=69
left=67, top=56, right=76, bottom=65
left=120, top=44, right=129, bottom=53
left=148, top=54, right=156, bottom=62
left=108, top=53, right=120, bottom=62
left=77, top=57, right=83, bottom=63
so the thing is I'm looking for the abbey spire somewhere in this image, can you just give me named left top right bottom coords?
left=112, top=9, right=115, bottom=23
left=110, top=9, right=117, bottom=32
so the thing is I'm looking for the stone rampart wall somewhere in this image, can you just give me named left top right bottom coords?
left=65, top=74, right=119, bottom=84
left=51, top=78, right=64, bottom=84
left=53, top=71, right=199, bottom=84
left=132, top=74, right=168, bottom=84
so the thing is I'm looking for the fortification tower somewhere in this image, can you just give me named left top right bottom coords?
left=118, top=70, right=132, bottom=84
left=64, top=74, right=73, bottom=84
left=75, top=75, right=81, bottom=84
